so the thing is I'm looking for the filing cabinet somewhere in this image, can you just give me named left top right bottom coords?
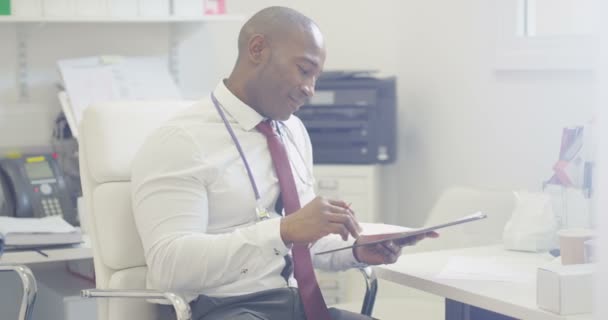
left=313, top=165, right=381, bottom=305
left=313, top=165, right=381, bottom=223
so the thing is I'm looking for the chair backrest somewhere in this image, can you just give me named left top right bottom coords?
left=79, top=100, right=193, bottom=320
left=411, top=186, right=516, bottom=252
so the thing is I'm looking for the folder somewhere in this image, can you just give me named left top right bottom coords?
left=43, top=0, right=75, bottom=17
left=139, top=0, right=169, bottom=17
left=12, top=0, right=43, bottom=17
left=173, top=0, right=203, bottom=17
left=75, top=0, right=107, bottom=17
left=108, top=0, right=137, bottom=17
left=0, top=0, right=11, bottom=15
left=315, top=212, right=487, bottom=255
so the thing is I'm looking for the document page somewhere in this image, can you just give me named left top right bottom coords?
left=435, top=256, right=535, bottom=283
left=0, top=216, right=76, bottom=234
left=57, top=55, right=181, bottom=133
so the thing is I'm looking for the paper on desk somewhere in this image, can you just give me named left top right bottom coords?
left=0, top=216, right=76, bottom=234
left=436, top=256, right=535, bottom=283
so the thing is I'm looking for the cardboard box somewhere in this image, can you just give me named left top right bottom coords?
left=537, top=263, right=594, bottom=315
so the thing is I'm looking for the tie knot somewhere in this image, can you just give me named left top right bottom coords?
left=256, top=120, right=277, bottom=137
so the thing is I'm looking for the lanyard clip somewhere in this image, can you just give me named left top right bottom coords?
left=256, top=207, right=271, bottom=220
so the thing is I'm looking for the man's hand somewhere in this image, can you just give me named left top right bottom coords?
left=280, top=196, right=362, bottom=245
left=352, top=232, right=439, bottom=265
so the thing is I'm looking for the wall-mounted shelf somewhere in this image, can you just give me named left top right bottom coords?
left=3, top=12, right=244, bottom=101
left=0, top=14, right=243, bottom=23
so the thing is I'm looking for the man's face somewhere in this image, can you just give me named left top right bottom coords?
left=254, top=26, right=326, bottom=121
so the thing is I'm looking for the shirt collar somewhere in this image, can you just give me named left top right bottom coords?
left=212, top=80, right=265, bottom=131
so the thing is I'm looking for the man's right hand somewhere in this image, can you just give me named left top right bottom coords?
left=280, top=196, right=362, bottom=245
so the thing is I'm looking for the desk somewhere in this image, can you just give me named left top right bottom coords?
left=375, top=245, right=592, bottom=320
left=0, top=236, right=93, bottom=265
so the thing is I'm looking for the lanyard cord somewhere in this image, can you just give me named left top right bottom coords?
left=210, top=93, right=262, bottom=201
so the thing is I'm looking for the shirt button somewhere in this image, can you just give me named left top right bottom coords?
left=273, top=248, right=280, bottom=256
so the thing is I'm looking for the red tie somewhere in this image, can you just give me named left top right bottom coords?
left=256, top=120, right=332, bottom=320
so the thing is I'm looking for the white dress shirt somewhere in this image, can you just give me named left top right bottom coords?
left=131, top=81, right=364, bottom=302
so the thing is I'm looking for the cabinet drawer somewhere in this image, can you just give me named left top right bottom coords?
left=315, top=177, right=369, bottom=194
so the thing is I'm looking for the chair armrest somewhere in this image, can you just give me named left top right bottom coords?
left=0, top=264, right=38, bottom=320
left=81, top=288, right=191, bottom=320
left=358, top=266, right=378, bottom=316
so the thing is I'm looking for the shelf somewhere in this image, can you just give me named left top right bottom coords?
left=0, top=14, right=243, bottom=23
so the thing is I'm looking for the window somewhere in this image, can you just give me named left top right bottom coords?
left=495, top=0, right=597, bottom=70
left=520, top=0, right=595, bottom=37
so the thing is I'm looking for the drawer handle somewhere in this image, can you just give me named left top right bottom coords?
left=318, top=179, right=339, bottom=190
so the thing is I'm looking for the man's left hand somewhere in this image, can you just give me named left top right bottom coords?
left=352, top=232, right=439, bottom=265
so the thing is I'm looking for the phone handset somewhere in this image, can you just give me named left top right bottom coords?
left=0, top=159, right=33, bottom=218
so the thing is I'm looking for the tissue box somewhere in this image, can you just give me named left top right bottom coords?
left=537, top=264, right=593, bottom=315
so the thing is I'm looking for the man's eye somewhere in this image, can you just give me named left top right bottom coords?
left=298, top=66, right=310, bottom=75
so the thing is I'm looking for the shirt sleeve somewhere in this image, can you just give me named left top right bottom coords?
left=311, top=235, right=367, bottom=271
left=131, top=126, right=290, bottom=294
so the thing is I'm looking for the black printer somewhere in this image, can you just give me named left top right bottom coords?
left=295, top=72, right=396, bottom=164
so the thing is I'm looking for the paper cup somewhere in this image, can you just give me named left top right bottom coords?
left=558, top=228, right=594, bottom=265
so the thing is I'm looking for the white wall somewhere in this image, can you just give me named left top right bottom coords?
left=0, top=0, right=595, bottom=227
left=594, top=2, right=606, bottom=319
left=387, top=0, right=595, bottom=225
left=221, top=0, right=595, bottom=226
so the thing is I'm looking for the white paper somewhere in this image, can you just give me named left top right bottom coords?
left=13, top=0, right=43, bottom=17
left=57, top=55, right=181, bottom=131
left=436, top=256, right=535, bottom=283
left=43, top=0, right=75, bottom=16
left=75, top=0, right=108, bottom=16
left=139, top=0, right=169, bottom=16
left=108, top=0, right=137, bottom=17
left=173, top=0, right=203, bottom=17
left=0, top=216, right=76, bottom=234
left=59, top=63, right=118, bottom=125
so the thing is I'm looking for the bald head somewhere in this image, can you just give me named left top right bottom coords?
left=226, top=6, right=326, bottom=121
left=237, top=6, right=322, bottom=59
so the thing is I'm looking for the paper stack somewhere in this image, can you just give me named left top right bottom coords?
left=56, top=55, right=181, bottom=138
left=0, top=215, right=82, bottom=248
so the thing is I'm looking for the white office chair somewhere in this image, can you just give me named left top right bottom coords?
left=411, top=186, right=516, bottom=253
left=369, top=186, right=516, bottom=320
left=78, top=101, right=378, bottom=320
left=79, top=101, right=195, bottom=320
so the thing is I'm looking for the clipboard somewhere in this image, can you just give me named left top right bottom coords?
left=315, top=211, right=487, bottom=255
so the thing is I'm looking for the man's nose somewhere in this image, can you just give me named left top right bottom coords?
left=301, top=78, right=316, bottom=97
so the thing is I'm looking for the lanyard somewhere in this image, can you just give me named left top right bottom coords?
left=210, top=93, right=271, bottom=220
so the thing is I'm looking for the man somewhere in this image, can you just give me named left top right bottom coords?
left=131, top=6, right=437, bottom=320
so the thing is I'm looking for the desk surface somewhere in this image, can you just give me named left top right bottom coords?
left=0, top=236, right=92, bottom=265
left=375, top=245, right=592, bottom=320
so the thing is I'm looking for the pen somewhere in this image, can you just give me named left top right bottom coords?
left=345, top=202, right=363, bottom=234
left=34, top=249, right=49, bottom=258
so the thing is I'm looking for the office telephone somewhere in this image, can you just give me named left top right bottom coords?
left=0, top=154, right=77, bottom=224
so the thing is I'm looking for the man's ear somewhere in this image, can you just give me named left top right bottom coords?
left=248, top=34, right=269, bottom=64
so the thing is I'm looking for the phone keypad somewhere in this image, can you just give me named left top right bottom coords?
left=42, top=197, right=63, bottom=217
